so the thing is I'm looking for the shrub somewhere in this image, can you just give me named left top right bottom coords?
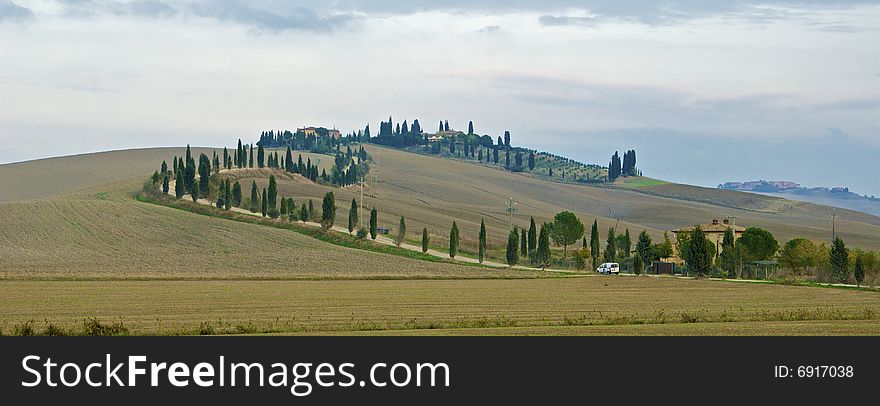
left=356, top=227, right=368, bottom=239
left=43, top=323, right=68, bottom=336
left=198, top=322, right=215, bottom=336
left=14, top=321, right=35, bottom=336
left=82, top=318, right=129, bottom=336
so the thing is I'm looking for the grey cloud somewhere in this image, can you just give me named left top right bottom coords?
left=538, top=15, right=599, bottom=27
left=475, top=25, right=500, bottom=34
left=112, top=0, right=176, bottom=17
left=190, top=0, right=354, bottom=32
left=0, top=0, right=33, bottom=22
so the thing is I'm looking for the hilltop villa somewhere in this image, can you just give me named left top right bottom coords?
left=672, top=218, right=745, bottom=258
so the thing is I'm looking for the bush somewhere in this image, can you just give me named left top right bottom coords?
left=13, top=321, right=35, bottom=336
left=573, top=248, right=591, bottom=270
left=43, top=323, right=68, bottom=336
left=356, top=227, right=368, bottom=239
left=82, top=318, right=129, bottom=336
left=198, top=322, right=215, bottom=336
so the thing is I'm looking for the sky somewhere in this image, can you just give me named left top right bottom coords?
left=1, top=0, right=878, bottom=195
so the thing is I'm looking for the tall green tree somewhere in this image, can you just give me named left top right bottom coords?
left=197, top=153, right=211, bottom=196
left=854, top=256, right=865, bottom=287
left=528, top=217, right=537, bottom=254
left=191, top=182, right=200, bottom=202
left=216, top=180, right=225, bottom=208
left=321, top=192, right=336, bottom=229
left=478, top=219, right=487, bottom=264
left=603, top=228, right=617, bottom=263
left=396, top=216, right=407, bottom=247
left=422, top=228, right=430, bottom=253
left=249, top=181, right=259, bottom=213
left=300, top=203, right=309, bottom=222
left=162, top=174, right=170, bottom=194
left=267, top=175, right=278, bottom=218
left=174, top=171, right=184, bottom=199
left=348, top=198, right=358, bottom=233
left=635, top=230, right=652, bottom=266
left=308, top=200, right=315, bottom=222
left=521, top=228, right=528, bottom=258
left=549, top=211, right=584, bottom=258
left=686, top=226, right=713, bottom=277
left=506, top=228, right=519, bottom=267
left=738, top=227, right=779, bottom=262
left=632, top=254, right=644, bottom=275
left=620, top=229, right=632, bottom=258
left=232, top=181, right=242, bottom=207
left=590, top=220, right=600, bottom=269
left=261, top=188, right=267, bottom=217
left=369, top=208, right=378, bottom=240
left=536, top=224, right=551, bottom=269
left=160, top=160, right=168, bottom=176
left=449, top=221, right=460, bottom=258
left=830, top=237, right=849, bottom=283
left=224, top=178, right=231, bottom=210
left=719, top=228, right=740, bottom=278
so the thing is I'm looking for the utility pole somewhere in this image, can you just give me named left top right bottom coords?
left=505, top=197, right=518, bottom=231
left=830, top=209, right=839, bottom=241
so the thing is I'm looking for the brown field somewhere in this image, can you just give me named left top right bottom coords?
left=1, top=277, right=878, bottom=335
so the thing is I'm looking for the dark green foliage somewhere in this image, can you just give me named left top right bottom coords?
left=633, top=254, right=644, bottom=275
left=348, top=198, right=358, bottom=233
left=280, top=196, right=288, bottom=216
left=261, top=188, right=267, bottom=217
left=738, top=227, right=779, bottom=261
left=603, top=227, right=616, bottom=263
left=686, top=226, right=713, bottom=276
left=267, top=175, right=278, bottom=218
left=152, top=170, right=161, bottom=185
left=635, top=230, right=652, bottom=266
left=528, top=152, right=535, bottom=170
left=622, top=149, right=637, bottom=176
left=608, top=151, right=621, bottom=181
left=161, top=160, right=168, bottom=176
left=620, top=229, right=632, bottom=258
left=184, top=145, right=196, bottom=193
left=396, top=216, right=406, bottom=247
left=162, top=174, right=170, bottom=194
left=422, top=228, right=429, bottom=253
left=300, top=203, right=309, bottom=222
left=249, top=181, right=259, bottom=213
left=223, top=178, right=231, bottom=210
left=830, top=237, right=849, bottom=283
left=478, top=219, right=487, bottom=263
left=536, top=224, right=551, bottom=269
left=191, top=182, right=200, bottom=202
left=198, top=153, right=211, bottom=196
left=854, top=256, right=865, bottom=286
left=321, top=192, right=336, bottom=229
left=719, top=228, right=739, bottom=278
left=308, top=199, right=315, bottom=222
left=506, top=228, right=519, bottom=266
left=216, top=179, right=225, bottom=208
left=521, top=228, right=528, bottom=258
left=232, top=181, right=242, bottom=207
left=174, top=171, right=184, bottom=199
left=549, top=211, right=584, bottom=258
left=449, top=221, right=460, bottom=258
left=369, top=208, right=378, bottom=240
left=590, top=220, right=600, bottom=268
left=528, top=217, right=537, bottom=254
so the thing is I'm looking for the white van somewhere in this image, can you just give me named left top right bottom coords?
left=596, top=263, right=620, bottom=275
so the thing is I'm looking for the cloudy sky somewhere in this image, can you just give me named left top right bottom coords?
left=1, top=0, right=878, bottom=195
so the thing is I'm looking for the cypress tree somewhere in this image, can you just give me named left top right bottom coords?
left=308, top=199, right=315, bottom=222
left=537, top=224, right=551, bottom=269
left=232, top=181, right=242, bottom=207
left=449, top=221, right=460, bottom=259
left=174, top=171, right=184, bottom=199
left=161, top=160, right=168, bottom=176
left=830, top=237, right=849, bottom=283
left=590, top=220, right=600, bottom=269
left=528, top=217, right=537, bottom=254
left=321, top=192, right=336, bottom=229
left=257, top=145, right=265, bottom=168
left=300, top=203, right=309, bottom=222
left=633, top=254, right=644, bottom=275
left=468, top=121, right=474, bottom=135
left=249, top=146, right=254, bottom=168
left=506, top=228, right=519, bottom=267
left=603, top=228, right=617, bottom=263
left=216, top=180, right=225, bottom=208
left=521, top=228, right=528, bottom=258
left=478, top=219, right=487, bottom=263
left=162, top=174, right=170, bottom=194
left=369, top=208, right=378, bottom=240
left=280, top=196, right=288, bottom=216
left=686, top=226, right=712, bottom=277
left=622, top=229, right=632, bottom=258
left=267, top=175, right=278, bottom=218
left=261, top=188, right=267, bottom=217
left=396, top=216, right=406, bottom=247
left=223, top=147, right=229, bottom=169
left=224, top=178, right=231, bottom=210
left=191, top=182, right=200, bottom=202
left=493, top=147, right=499, bottom=164
left=528, top=152, right=535, bottom=171
left=854, top=256, right=865, bottom=287
left=173, top=156, right=178, bottom=175
left=422, top=228, right=429, bottom=253
left=237, top=139, right=243, bottom=168
left=249, top=181, right=259, bottom=213
left=348, top=198, right=358, bottom=233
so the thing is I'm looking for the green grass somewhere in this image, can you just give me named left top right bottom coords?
left=615, top=176, right=669, bottom=188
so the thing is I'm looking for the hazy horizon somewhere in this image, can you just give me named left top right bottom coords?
left=1, top=0, right=878, bottom=195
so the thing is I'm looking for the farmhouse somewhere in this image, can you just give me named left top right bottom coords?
left=299, top=126, right=318, bottom=137
left=672, top=218, right=745, bottom=258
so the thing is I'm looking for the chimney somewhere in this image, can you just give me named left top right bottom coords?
left=712, top=219, right=719, bottom=225
left=723, top=218, right=730, bottom=225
